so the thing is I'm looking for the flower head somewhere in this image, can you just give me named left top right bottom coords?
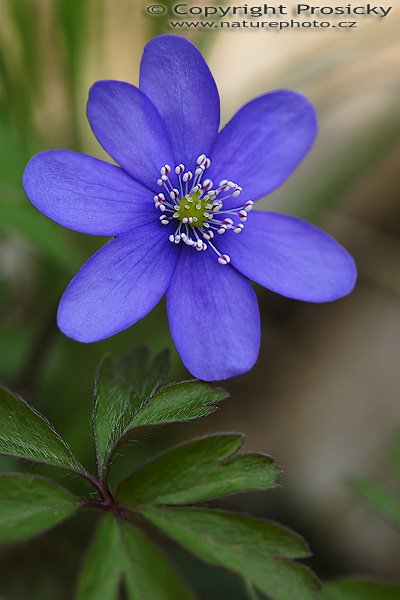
left=23, top=35, right=356, bottom=381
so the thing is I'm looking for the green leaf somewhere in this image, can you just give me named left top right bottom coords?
left=77, top=514, right=194, bottom=600
left=126, top=380, right=226, bottom=429
left=350, top=478, right=400, bottom=527
left=76, top=514, right=123, bottom=600
left=319, top=579, right=400, bottom=599
left=93, top=349, right=226, bottom=478
left=0, top=473, right=80, bottom=543
left=121, top=520, right=195, bottom=600
left=117, top=434, right=280, bottom=506
left=93, top=348, right=170, bottom=477
left=0, top=386, right=82, bottom=472
left=139, top=507, right=320, bottom=600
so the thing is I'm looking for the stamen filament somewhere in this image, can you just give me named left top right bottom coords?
left=154, top=155, right=250, bottom=265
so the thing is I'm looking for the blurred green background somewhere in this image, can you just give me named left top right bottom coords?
left=1, top=0, right=400, bottom=597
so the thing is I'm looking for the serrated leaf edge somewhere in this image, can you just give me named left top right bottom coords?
left=92, top=349, right=172, bottom=475
left=117, top=432, right=282, bottom=507
left=0, top=385, right=84, bottom=474
left=137, top=506, right=321, bottom=595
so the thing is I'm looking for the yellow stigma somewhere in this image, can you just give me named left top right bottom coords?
left=177, top=192, right=210, bottom=228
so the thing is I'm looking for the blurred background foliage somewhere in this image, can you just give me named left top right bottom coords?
left=0, top=0, right=400, bottom=597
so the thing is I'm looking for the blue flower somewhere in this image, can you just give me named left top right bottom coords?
left=23, top=35, right=356, bottom=381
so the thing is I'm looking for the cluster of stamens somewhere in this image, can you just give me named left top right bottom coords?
left=154, top=154, right=253, bottom=265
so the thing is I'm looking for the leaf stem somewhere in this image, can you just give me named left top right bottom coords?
left=81, top=469, right=113, bottom=504
left=84, top=499, right=110, bottom=512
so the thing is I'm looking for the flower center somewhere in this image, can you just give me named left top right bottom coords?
left=154, top=154, right=253, bottom=265
left=176, top=191, right=209, bottom=228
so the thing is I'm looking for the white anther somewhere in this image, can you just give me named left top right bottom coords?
left=175, top=164, right=185, bottom=175
left=218, top=254, right=231, bottom=265
left=195, top=166, right=205, bottom=177
left=222, top=218, right=234, bottom=229
left=160, top=165, right=171, bottom=176
left=182, top=171, right=193, bottom=183
left=155, top=157, right=249, bottom=264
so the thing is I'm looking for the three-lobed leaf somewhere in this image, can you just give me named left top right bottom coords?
left=93, top=348, right=226, bottom=478
left=0, top=350, right=320, bottom=600
left=139, top=506, right=320, bottom=600
left=0, top=386, right=82, bottom=472
left=319, top=579, right=400, bottom=599
left=0, top=473, right=80, bottom=543
left=77, top=513, right=194, bottom=600
left=117, top=434, right=280, bottom=506
left=93, top=348, right=170, bottom=477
